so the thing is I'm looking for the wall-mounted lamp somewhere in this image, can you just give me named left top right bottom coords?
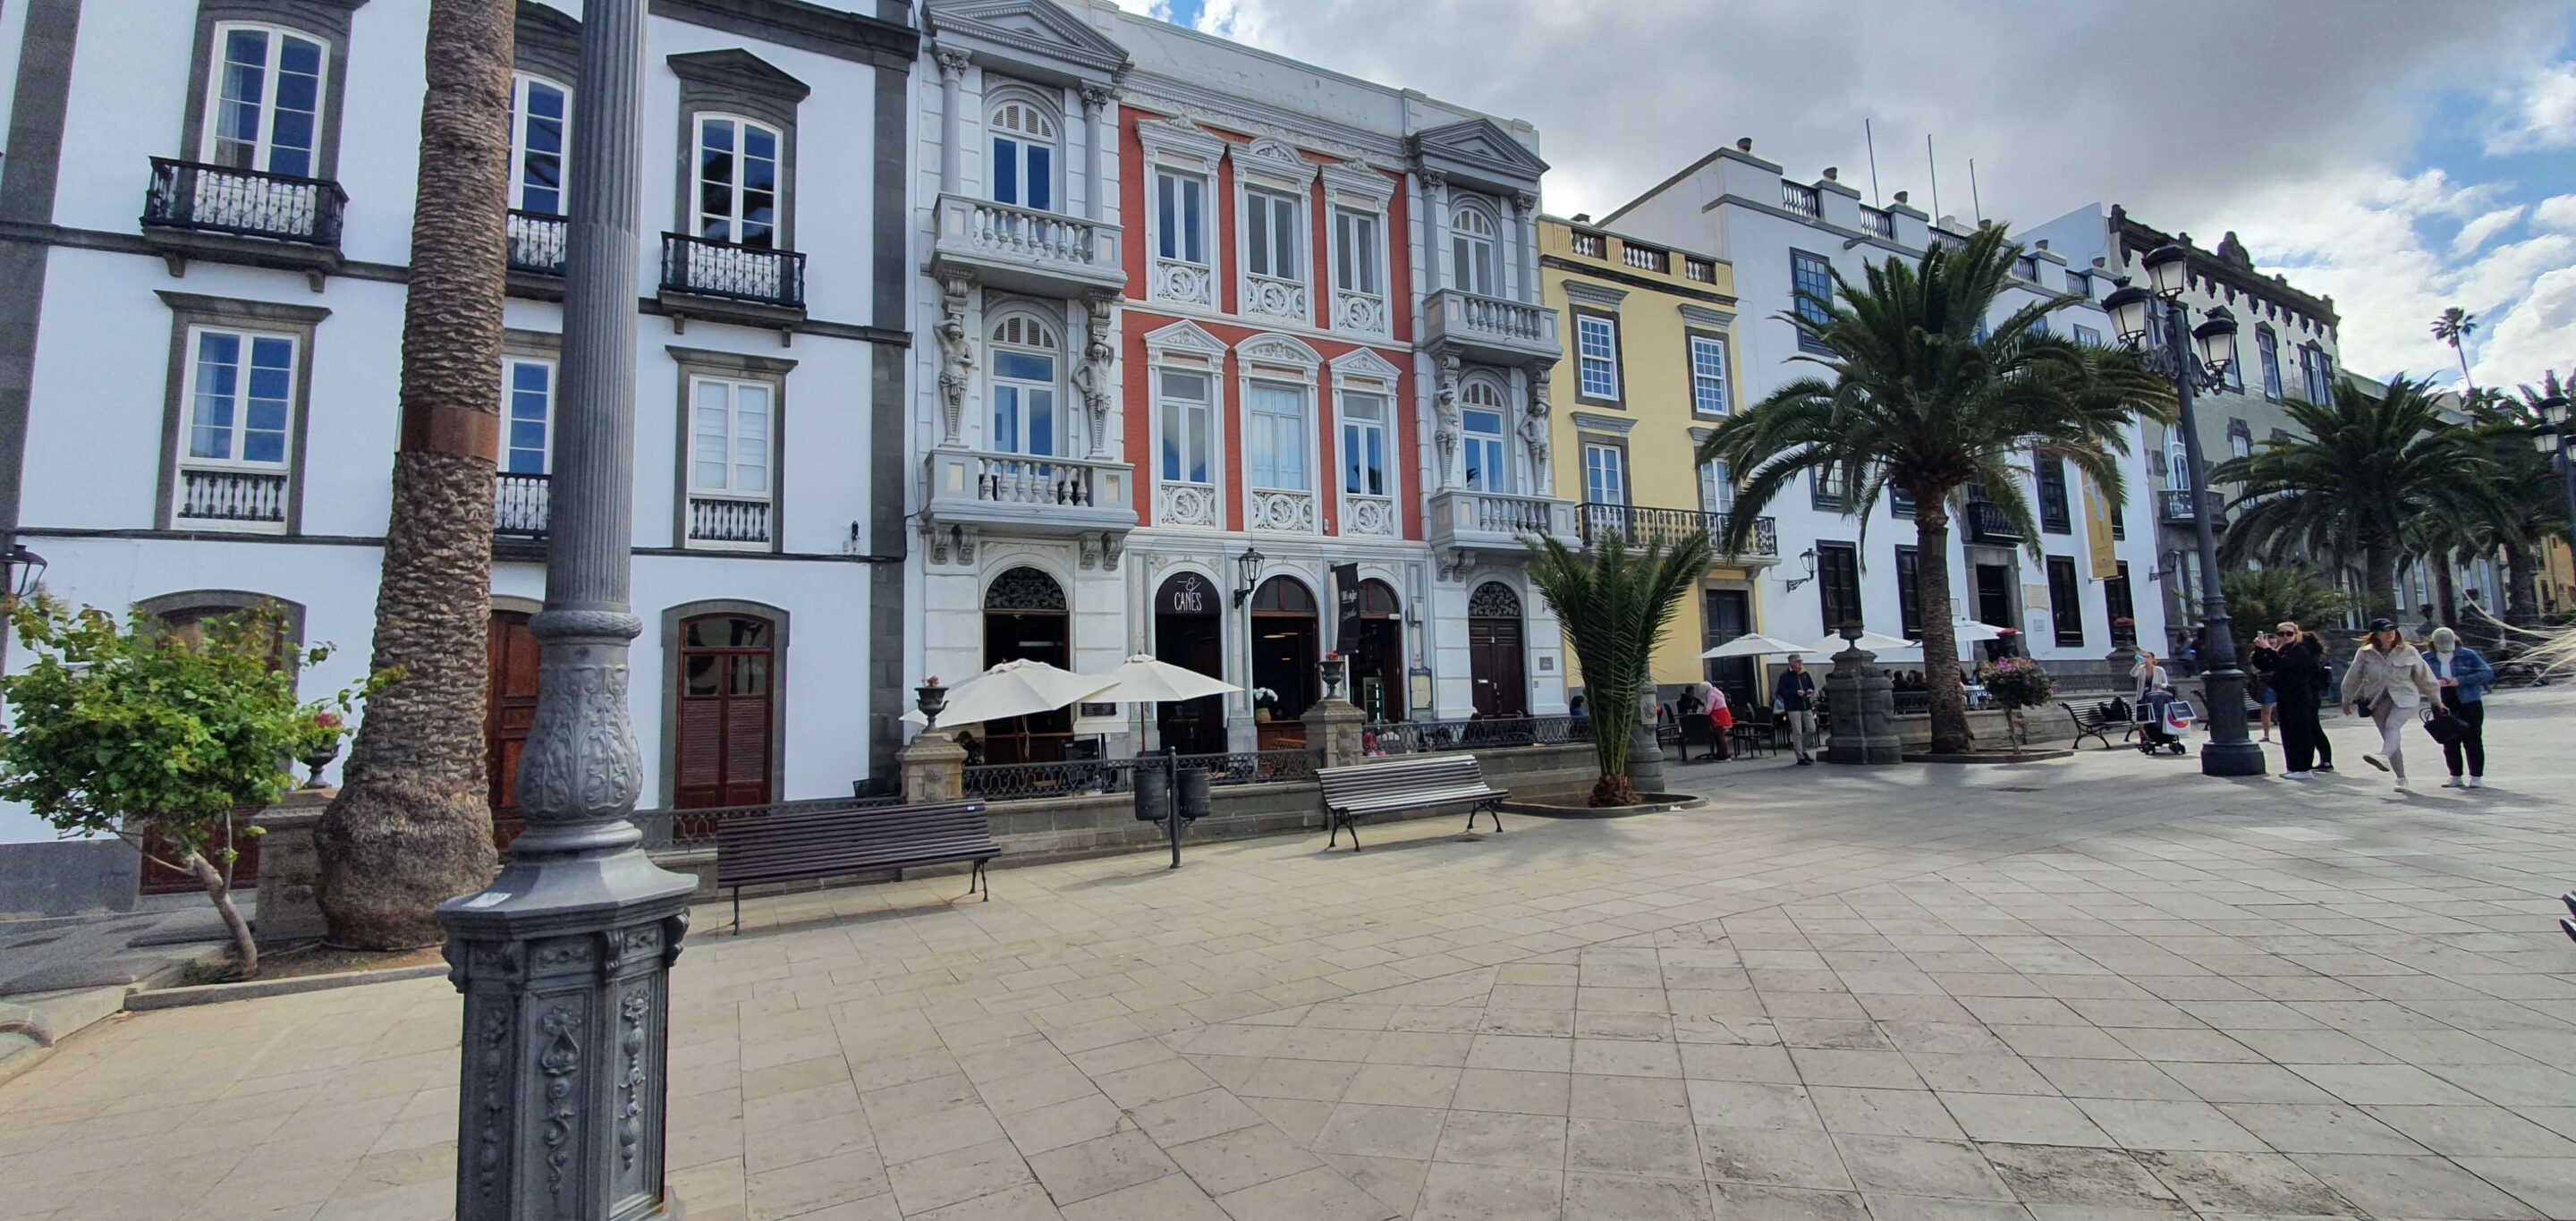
left=1230, top=547, right=1266, bottom=607
left=1783, top=547, right=1818, bottom=592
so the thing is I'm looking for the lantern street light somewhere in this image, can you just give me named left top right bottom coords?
left=3, top=542, right=47, bottom=598
left=1230, top=547, right=1266, bottom=607
left=2100, top=244, right=2265, bottom=778
left=2530, top=394, right=2576, bottom=569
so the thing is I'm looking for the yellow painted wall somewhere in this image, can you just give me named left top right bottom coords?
left=1538, top=217, right=1748, bottom=689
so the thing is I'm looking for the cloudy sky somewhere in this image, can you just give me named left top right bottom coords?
left=1116, top=0, right=2576, bottom=395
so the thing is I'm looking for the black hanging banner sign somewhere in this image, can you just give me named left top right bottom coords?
left=1332, top=563, right=1361, bottom=654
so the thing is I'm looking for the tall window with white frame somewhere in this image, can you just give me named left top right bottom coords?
left=1247, top=381, right=1309, bottom=509
left=509, top=75, right=568, bottom=215
left=1698, top=457, right=1734, bottom=516
left=175, top=326, right=297, bottom=529
left=1333, top=205, right=1383, bottom=329
left=696, top=115, right=779, bottom=249
left=688, top=376, right=774, bottom=548
left=1576, top=314, right=1620, bottom=402
left=1245, top=187, right=1301, bottom=285
left=497, top=356, right=553, bottom=535
left=1582, top=441, right=1625, bottom=508
left=1155, top=166, right=1205, bottom=265
left=1688, top=333, right=1729, bottom=417
left=1341, top=391, right=1385, bottom=498
left=1159, top=369, right=1211, bottom=486
left=988, top=313, right=1060, bottom=457
left=1451, top=204, right=1497, bottom=296
left=988, top=97, right=1055, bottom=212
left=206, top=24, right=326, bottom=177
left=1461, top=381, right=1512, bottom=493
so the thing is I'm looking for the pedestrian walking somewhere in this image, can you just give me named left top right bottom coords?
left=1776, top=655, right=1818, bottom=766
left=2425, top=626, right=2494, bottom=787
left=2267, top=622, right=2334, bottom=778
left=2341, top=618, right=2441, bottom=791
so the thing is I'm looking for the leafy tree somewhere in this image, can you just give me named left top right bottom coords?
left=2214, top=375, right=2499, bottom=623
left=1524, top=530, right=1709, bottom=806
left=2429, top=307, right=2478, bottom=393
left=2217, top=567, right=2352, bottom=656
left=1695, top=225, right=2173, bottom=752
left=0, top=601, right=370, bottom=977
left=319, top=0, right=514, bottom=948
left=2462, top=375, right=2570, bottom=623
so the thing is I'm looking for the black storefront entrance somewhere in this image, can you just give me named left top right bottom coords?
left=1343, top=579, right=1404, bottom=723
left=1152, top=572, right=1226, bottom=754
left=1250, top=575, right=1320, bottom=721
left=982, top=566, right=1072, bottom=763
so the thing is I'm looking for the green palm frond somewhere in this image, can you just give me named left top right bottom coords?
left=1524, top=530, right=1710, bottom=801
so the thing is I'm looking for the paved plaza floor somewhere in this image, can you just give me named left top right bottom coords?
left=4, top=691, right=2575, bottom=1221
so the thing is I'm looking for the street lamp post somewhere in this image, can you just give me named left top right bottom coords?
left=2530, top=396, right=2575, bottom=580
left=2104, top=248, right=2264, bottom=778
left=436, top=4, right=696, bottom=1219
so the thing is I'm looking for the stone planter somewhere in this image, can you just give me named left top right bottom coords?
left=250, top=788, right=333, bottom=947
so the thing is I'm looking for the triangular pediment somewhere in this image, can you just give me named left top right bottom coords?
left=1142, top=319, right=1227, bottom=360
left=1411, top=117, right=1549, bottom=189
left=928, top=0, right=1129, bottom=79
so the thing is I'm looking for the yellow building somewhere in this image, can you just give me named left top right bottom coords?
left=1538, top=216, right=1777, bottom=707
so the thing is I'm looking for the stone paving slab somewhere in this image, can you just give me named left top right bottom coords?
left=3, top=692, right=2575, bottom=1219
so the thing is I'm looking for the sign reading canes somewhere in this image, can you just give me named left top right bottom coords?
left=1162, top=572, right=1215, bottom=616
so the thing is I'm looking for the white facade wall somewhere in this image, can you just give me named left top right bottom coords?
left=1605, top=149, right=2169, bottom=677
left=0, top=0, right=913, bottom=842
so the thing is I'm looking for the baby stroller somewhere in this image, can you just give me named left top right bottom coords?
left=2133, top=691, right=2193, bottom=755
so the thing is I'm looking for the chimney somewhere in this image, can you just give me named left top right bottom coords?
left=1735, top=137, right=1753, bottom=152
left=1892, top=191, right=1908, bottom=205
left=1821, top=166, right=1838, bottom=181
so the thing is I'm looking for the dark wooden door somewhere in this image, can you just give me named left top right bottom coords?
left=486, top=610, right=541, bottom=846
left=1701, top=589, right=1756, bottom=710
left=674, top=614, right=775, bottom=809
left=1469, top=581, right=1527, bottom=718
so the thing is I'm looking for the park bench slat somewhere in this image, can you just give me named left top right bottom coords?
left=1314, top=756, right=1506, bottom=852
left=715, top=800, right=998, bottom=929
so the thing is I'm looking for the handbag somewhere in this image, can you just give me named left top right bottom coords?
left=2420, top=704, right=2466, bottom=746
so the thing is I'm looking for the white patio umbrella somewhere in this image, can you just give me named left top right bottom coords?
left=901, top=658, right=1113, bottom=729
left=1952, top=619, right=2009, bottom=643
left=1699, top=632, right=1811, bottom=660
left=1077, top=655, right=1240, bottom=705
left=1809, top=630, right=1916, bottom=655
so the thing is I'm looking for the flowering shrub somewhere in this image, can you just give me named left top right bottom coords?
left=1975, top=656, right=2055, bottom=712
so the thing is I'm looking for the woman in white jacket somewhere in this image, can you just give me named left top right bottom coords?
left=2340, top=617, right=2443, bottom=790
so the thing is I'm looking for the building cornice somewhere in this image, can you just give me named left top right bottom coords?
left=2108, top=204, right=2338, bottom=328
left=651, top=0, right=918, bottom=68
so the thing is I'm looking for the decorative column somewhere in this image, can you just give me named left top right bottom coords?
left=1080, top=83, right=1111, bottom=223
left=1421, top=171, right=1451, bottom=293
left=1513, top=191, right=1538, bottom=304
left=1080, top=294, right=1113, bottom=458
left=1527, top=367, right=1554, bottom=498
left=436, top=5, right=698, bottom=1220
left=1432, top=350, right=1462, bottom=490
left=936, top=48, right=969, bottom=196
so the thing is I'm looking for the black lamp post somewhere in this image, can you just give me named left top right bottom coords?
left=1230, top=547, right=1266, bottom=607
left=3, top=542, right=46, bottom=598
left=2530, top=395, right=2575, bottom=576
left=2103, top=246, right=2264, bottom=777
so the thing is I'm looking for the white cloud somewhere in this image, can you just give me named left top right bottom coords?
left=2487, top=60, right=2576, bottom=155
left=2453, top=206, right=2527, bottom=257
left=2536, top=193, right=2576, bottom=231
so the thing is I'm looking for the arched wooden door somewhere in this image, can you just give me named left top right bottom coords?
left=674, top=613, right=776, bottom=809
left=486, top=609, right=542, bottom=845
left=1468, top=581, right=1528, bottom=718
left=983, top=567, right=1072, bottom=763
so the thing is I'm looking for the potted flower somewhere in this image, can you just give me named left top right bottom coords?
left=1318, top=651, right=1346, bottom=700
left=1250, top=687, right=1278, bottom=723
left=299, top=709, right=347, bottom=789
left=1973, top=656, right=2056, bottom=753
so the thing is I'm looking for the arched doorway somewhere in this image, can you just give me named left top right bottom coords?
left=486, top=607, right=542, bottom=847
left=1349, top=579, right=1404, bottom=723
left=983, top=566, right=1071, bottom=763
left=1250, top=575, right=1319, bottom=724
left=674, top=612, right=777, bottom=809
left=1152, top=571, right=1224, bottom=754
left=1468, top=581, right=1528, bottom=718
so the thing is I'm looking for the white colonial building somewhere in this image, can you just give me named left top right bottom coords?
left=1602, top=140, right=2170, bottom=683
left=0, top=0, right=916, bottom=844
left=905, top=0, right=1572, bottom=762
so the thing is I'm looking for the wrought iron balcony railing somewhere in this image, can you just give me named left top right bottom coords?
left=144, top=157, right=344, bottom=247
left=2157, top=488, right=2227, bottom=526
left=686, top=496, right=772, bottom=548
left=174, top=467, right=289, bottom=527
left=494, top=471, right=549, bottom=537
left=505, top=209, right=565, bottom=277
left=1576, top=503, right=1777, bottom=559
left=1964, top=499, right=2021, bottom=543
left=659, top=233, right=806, bottom=310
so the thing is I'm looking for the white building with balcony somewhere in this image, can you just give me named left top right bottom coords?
left=906, top=0, right=1572, bottom=763
left=0, top=0, right=918, bottom=849
left=1603, top=140, right=2169, bottom=683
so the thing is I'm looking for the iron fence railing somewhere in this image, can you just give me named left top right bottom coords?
left=962, top=750, right=1316, bottom=801
left=1578, top=503, right=1778, bottom=559
left=506, top=208, right=566, bottom=276
left=494, top=471, right=549, bottom=537
left=660, top=232, right=807, bottom=309
left=1368, top=716, right=1588, bottom=755
left=144, top=157, right=345, bottom=246
left=611, top=793, right=905, bottom=853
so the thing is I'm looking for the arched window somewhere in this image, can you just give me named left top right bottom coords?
left=984, top=565, right=1069, bottom=612
left=1357, top=579, right=1400, bottom=617
left=988, top=95, right=1057, bottom=211
left=1469, top=581, right=1522, bottom=620
left=509, top=73, right=570, bottom=216
left=695, top=114, right=780, bottom=248
left=989, top=310, right=1061, bottom=455
left=1461, top=378, right=1512, bottom=493
left=1250, top=575, right=1315, bottom=613
left=1451, top=203, right=1498, bottom=296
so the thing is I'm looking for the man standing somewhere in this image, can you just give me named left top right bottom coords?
left=2267, top=621, right=2332, bottom=779
left=1777, top=656, right=1818, bottom=766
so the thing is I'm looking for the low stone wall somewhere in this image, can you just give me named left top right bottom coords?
left=0, top=838, right=140, bottom=917
left=653, top=742, right=1599, bottom=897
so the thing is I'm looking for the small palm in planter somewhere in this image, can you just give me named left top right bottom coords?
left=1525, top=530, right=1710, bottom=806
left=1975, top=656, right=2056, bottom=754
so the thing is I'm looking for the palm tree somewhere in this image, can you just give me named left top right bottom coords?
left=2465, top=374, right=2572, bottom=623
left=316, top=0, right=513, bottom=949
left=1524, top=531, right=1709, bottom=806
left=1695, top=225, right=2173, bottom=753
left=2216, top=567, right=2350, bottom=654
left=2429, top=307, right=2478, bottom=393
left=2213, top=375, right=2497, bottom=625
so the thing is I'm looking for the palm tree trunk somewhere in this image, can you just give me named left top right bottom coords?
left=2454, top=345, right=2474, bottom=394
left=316, top=0, right=512, bottom=949
left=2504, top=542, right=2540, bottom=622
left=2432, top=557, right=2458, bottom=629
left=2362, top=547, right=2398, bottom=625
left=1911, top=495, right=1972, bottom=753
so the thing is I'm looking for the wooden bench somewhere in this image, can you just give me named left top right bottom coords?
left=715, top=800, right=998, bottom=932
left=2059, top=700, right=2123, bottom=750
left=1315, top=755, right=1505, bottom=852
